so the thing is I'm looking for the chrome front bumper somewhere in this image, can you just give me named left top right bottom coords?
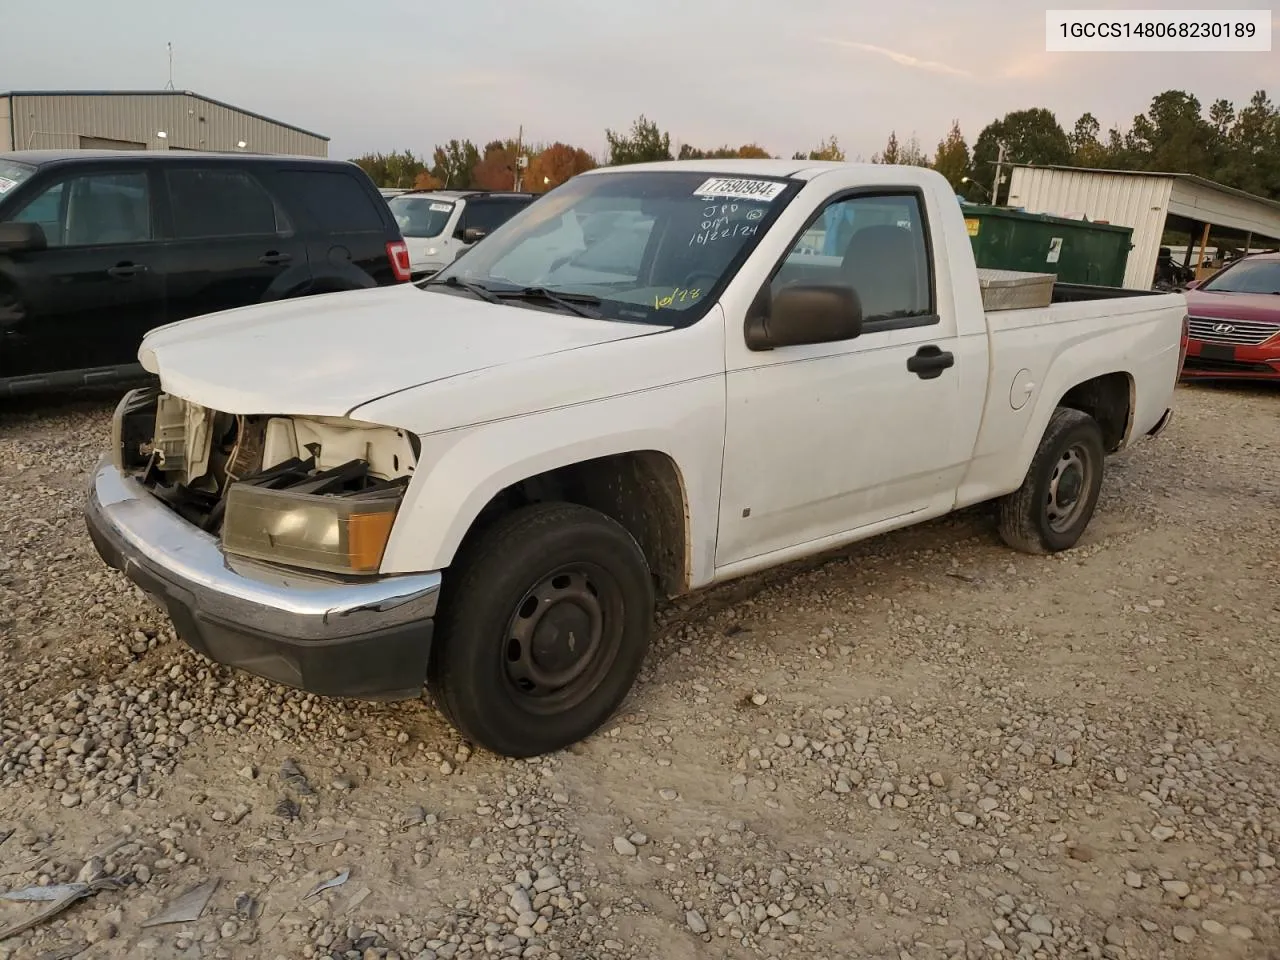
left=83, top=458, right=441, bottom=699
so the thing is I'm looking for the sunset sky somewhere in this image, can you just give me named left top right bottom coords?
left=3, top=0, right=1274, bottom=160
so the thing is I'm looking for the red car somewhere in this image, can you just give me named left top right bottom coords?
left=1181, top=252, right=1280, bottom=381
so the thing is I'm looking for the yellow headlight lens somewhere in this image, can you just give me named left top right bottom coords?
left=222, top=483, right=400, bottom=575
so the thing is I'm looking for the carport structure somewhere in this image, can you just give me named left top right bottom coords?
left=1006, top=165, right=1280, bottom=289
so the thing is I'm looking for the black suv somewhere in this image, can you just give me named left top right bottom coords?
left=0, top=150, right=410, bottom=395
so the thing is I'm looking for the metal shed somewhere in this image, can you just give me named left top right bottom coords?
left=0, top=90, right=328, bottom=157
left=1006, top=165, right=1280, bottom=289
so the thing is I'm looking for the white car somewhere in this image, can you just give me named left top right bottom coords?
left=85, top=160, right=1187, bottom=757
left=386, top=189, right=535, bottom=279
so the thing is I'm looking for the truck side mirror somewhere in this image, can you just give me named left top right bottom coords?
left=462, top=226, right=487, bottom=244
left=745, top=283, right=863, bottom=351
left=0, top=222, right=48, bottom=254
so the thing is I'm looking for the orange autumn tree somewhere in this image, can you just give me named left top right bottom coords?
left=527, top=142, right=598, bottom=192
left=471, top=140, right=521, bottom=191
left=412, top=169, right=444, bottom=189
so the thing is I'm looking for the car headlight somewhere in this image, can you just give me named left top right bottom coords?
left=221, top=483, right=400, bottom=575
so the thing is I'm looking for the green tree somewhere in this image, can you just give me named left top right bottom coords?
left=351, top=150, right=429, bottom=188
left=1219, top=90, right=1280, bottom=198
left=1137, top=90, right=1216, bottom=177
left=429, top=139, right=481, bottom=188
left=677, top=143, right=773, bottom=159
left=605, top=115, right=672, bottom=165
left=1067, top=113, right=1108, bottom=167
left=872, top=131, right=901, bottom=164
left=973, top=109, right=1071, bottom=202
left=931, top=120, right=971, bottom=190
left=872, top=130, right=928, bottom=166
left=796, top=135, right=845, bottom=161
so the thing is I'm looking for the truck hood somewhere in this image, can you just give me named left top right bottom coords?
left=1184, top=290, right=1280, bottom=324
left=140, top=285, right=667, bottom=418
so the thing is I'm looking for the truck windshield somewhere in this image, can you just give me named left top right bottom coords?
left=1200, top=258, right=1280, bottom=295
left=424, top=170, right=800, bottom=325
left=0, top=160, right=37, bottom=200
left=389, top=195, right=455, bottom=238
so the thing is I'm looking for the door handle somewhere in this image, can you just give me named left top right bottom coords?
left=106, top=263, right=146, bottom=279
left=259, top=251, right=292, bottom=265
left=906, top=344, right=955, bottom=380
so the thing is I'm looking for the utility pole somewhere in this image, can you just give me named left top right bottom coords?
left=165, top=42, right=175, bottom=90
left=991, top=141, right=1006, bottom=207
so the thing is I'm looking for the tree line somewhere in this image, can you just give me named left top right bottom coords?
left=352, top=88, right=1279, bottom=203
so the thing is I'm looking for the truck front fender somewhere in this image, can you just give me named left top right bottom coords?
left=377, top=377, right=726, bottom=587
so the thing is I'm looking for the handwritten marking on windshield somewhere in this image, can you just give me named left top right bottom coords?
left=689, top=223, right=758, bottom=247
left=654, top=287, right=702, bottom=309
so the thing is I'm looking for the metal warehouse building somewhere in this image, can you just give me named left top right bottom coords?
left=1007, top=164, right=1280, bottom=289
left=0, top=90, right=328, bottom=157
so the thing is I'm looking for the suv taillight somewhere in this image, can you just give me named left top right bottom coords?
left=387, top=240, right=411, bottom=283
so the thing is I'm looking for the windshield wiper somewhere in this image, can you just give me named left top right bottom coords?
left=494, top=286, right=603, bottom=319
left=423, top=275, right=501, bottom=303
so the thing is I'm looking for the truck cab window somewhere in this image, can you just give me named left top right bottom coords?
left=774, top=193, right=934, bottom=324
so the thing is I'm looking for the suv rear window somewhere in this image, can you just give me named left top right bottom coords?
left=463, top=197, right=531, bottom=235
left=274, top=170, right=385, bottom=233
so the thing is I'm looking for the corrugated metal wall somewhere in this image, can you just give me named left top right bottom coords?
left=1168, top=180, right=1280, bottom=241
left=1006, top=168, right=1172, bottom=289
left=8, top=93, right=327, bottom=157
left=0, top=97, right=12, bottom=152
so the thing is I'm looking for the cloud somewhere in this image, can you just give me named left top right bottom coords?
left=820, top=38, right=971, bottom=78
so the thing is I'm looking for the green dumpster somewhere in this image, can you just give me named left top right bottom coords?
left=961, top=204, right=1134, bottom=287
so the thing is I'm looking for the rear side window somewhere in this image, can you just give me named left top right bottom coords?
left=274, top=170, right=386, bottom=233
left=462, top=198, right=527, bottom=236
left=166, top=168, right=286, bottom=239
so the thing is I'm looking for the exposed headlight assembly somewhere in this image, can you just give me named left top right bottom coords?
left=222, top=483, right=401, bottom=575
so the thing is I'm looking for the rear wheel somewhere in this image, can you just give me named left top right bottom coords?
left=997, top=407, right=1106, bottom=554
left=429, top=502, right=655, bottom=757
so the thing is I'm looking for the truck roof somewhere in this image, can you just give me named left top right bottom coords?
left=582, top=158, right=940, bottom=183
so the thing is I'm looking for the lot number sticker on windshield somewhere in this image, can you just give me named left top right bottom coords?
left=0, top=178, right=16, bottom=194
left=693, top=177, right=786, bottom=202
left=429, top=202, right=452, bottom=212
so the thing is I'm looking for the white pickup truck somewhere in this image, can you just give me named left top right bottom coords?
left=85, top=160, right=1187, bottom=757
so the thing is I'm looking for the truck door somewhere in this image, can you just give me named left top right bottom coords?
left=716, top=187, right=976, bottom=569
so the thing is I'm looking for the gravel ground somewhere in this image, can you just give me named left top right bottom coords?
left=0, top=382, right=1277, bottom=960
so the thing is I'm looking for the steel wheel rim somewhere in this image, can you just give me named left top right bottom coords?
left=1046, top=443, right=1093, bottom=533
left=501, top=562, right=625, bottom=714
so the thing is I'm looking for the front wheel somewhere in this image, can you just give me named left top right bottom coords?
left=996, top=407, right=1106, bottom=554
left=429, top=502, right=655, bottom=757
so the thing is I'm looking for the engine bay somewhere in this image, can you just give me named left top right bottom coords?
left=115, top=387, right=420, bottom=535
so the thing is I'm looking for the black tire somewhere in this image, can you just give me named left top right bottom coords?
left=997, top=407, right=1106, bottom=554
left=429, top=502, right=655, bottom=757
